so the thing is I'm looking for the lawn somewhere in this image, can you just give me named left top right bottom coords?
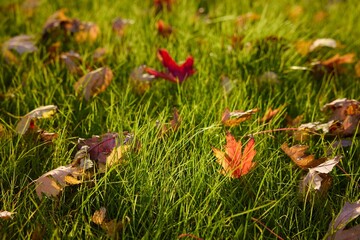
left=1, top=0, right=360, bottom=239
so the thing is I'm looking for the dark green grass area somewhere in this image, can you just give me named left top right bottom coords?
left=1, top=0, right=360, bottom=239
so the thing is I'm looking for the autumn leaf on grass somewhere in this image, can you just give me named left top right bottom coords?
left=157, top=108, right=181, bottom=136
left=300, top=156, right=341, bottom=193
left=92, top=47, right=107, bottom=64
left=2, top=35, right=38, bottom=64
left=355, top=61, right=360, bottom=77
left=156, top=20, right=173, bottom=37
left=0, top=211, right=16, bottom=220
left=221, top=108, right=258, bottom=127
left=74, top=67, right=113, bottom=101
left=112, top=17, right=134, bottom=37
left=312, top=53, right=355, bottom=77
left=235, top=12, right=260, bottom=29
left=35, top=165, right=84, bottom=199
left=77, top=132, right=134, bottom=172
left=92, top=207, right=128, bottom=238
left=154, top=0, right=174, bottom=13
left=260, top=106, right=284, bottom=123
left=74, top=21, right=100, bottom=43
left=60, top=51, right=84, bottom=75
left=145, top=49, right=195, bottom=84
left=130, top=65, right=155, bottom=94
left=326, top=200, right=360, bottom=240
left=212, top=132, right=256, bottom=178
left=16, top=105, right=58, bottom=135
left=281, top=143, right=326, bottom=169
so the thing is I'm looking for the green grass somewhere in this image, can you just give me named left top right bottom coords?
left=1, top=0, right=360, bottom=239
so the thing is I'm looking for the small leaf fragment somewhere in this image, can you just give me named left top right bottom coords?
left=0, top=211, right=16, bottom=220
left=221, top=108, right=258, bottom=127
left=281, top=143, right=326, bottom=169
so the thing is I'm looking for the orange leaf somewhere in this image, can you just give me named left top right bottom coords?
left=221, top=108, right=258, bottom=127
left=281, top=143, right=326, bottom=169
left=212, top=132, right=256, bottom=178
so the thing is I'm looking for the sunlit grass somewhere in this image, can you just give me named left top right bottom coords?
left=1, top=0, right=360, bottom=239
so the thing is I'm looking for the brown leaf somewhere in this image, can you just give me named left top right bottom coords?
left=221, top=108, right=258, bottom=127
left=212, top=132, right=256, bottom=178
left=2, top=35, right=38, bottom=64
left=286, top=114, right=304, bottom=127
left=312, top=53, right=355, bottom=76
left=16, top=105, right=58, bottom=135
left=156, top=20, right=173, bottom=38
left=92, top=207, right=126, bottom=238
left=60, top=51, right=84, bottom=75
left=288, top=5, right=304, bottom=21
left=74, top=22, right=100, bottom=43
left=235, top=12, right=260, bottom=28
left=322, top=98, right=360, bottom=121
left=35, top=165, right=84, bottom=199
left=313, top=10, right=328, bottom=23
left=112, top=18, right=134, bottom=37
left=261, top=106, right=283, bottom=123
left=92, top=48, right=107, bottom=64
left=92, top=207, right=106, bottom=225
left=130, top=65, right=155, bottom=94
left=355, top=61, right=360, bottom=77
left=158, top=108, right=181, bottom=136
left=281, top=143, right=326, bottom=169
left=74, top=67, right=113, bottom=101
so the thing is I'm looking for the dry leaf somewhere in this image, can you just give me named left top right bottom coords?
left=156, top=20, right=173, bottom=38
left=212, top=132, right=256, bottom=178
left=35, top=165, right=84, bottom=199
left=261, top=106, right=283, bottom=123
left=0, top=211, right=16, bottom=220
left=74, top=22, right=100, bottom=43
left=288, top=5, right=304, bottom=21
left=158, top=108, right=181, bottom=136
left=112, top=18, right=134, bottom=37
left=130, top=65, right=155, bottom=94
left=92, top=207, right=126, bottom=238
left=355, top=61, right=360, bottom=77
left=301, top=156, right=341, bottom=192
left=92, top=48, right=107, bottom=63
left=327, top=200, right=360, bottom=239
left=60, top=51, right=83, bottom=75
left=220, top=75, right=234, bottom=94
left=281, top=143, right=326, bottom=169
left=286, top=114, right=304, bottom=127
left=312, top=53, right=355, bottom=77
left=221, top=108, right=258, bottom=127
left=2, top=35, right=38, bottom=64
left=16, top=105, right=58, bottom=135
left=235, top=12, right=260, bottom=28
left=309, top=38, right=337, bottom=52
left=322, top=98, right=360, bottom=121
left=74, top=67, right=113, bottom=101
left=313, top=10, right=328, bottom=23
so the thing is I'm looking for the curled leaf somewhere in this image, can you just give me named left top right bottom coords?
left=221, top=108, right=258, bottom=127
left=2, top=35, right=38, bottom=64
left=0, top=211, right=16, bottom=220
left=112, top=18, right=134, bottom=37
left=16, top=105, right=58, bottom=135
left=74, top=67, right=113, bottom=101
left=60, top=51, right=83, bottom=75
left=281, top=143, right=326, bottom=169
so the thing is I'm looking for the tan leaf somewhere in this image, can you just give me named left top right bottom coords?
left=92, top=48, right=107, bottom=63
left=74, top=22, right=100, bottom=43
left=92, top=207, right=125, bottom=238
left=74, top=67, right=113, bottom=101
left=0, top=211, right=16, bottom=220
left=235, top=12, right=260, bottom=28
left=309, top=38, right=337, bottom=52
left=281, top=143, right=326, bottom=169
left=112, top=18, right=134, bottom=37
left=355, top=61, right=360, bottom=77
left=60, top=51, right=83, bottom=75
left=130, top=65, right=155, bottom=94
left=16, top=105, right=58, bottom=135
left=322, top=98, right=360, bottom=122
left=221, top=108, right=258, bottom=127
left=261, top=106, right=283, bottom=123
left=35, top=165, right=84, bottom=199
left=2, top=35, right=38, bottom=64
left=92, top=207, right=106, bottom=225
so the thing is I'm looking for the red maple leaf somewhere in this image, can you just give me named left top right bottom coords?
left=212, top=132, right=256, bottom=178
left=145, top=49, right=195, bottom=83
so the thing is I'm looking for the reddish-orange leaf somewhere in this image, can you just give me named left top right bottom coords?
left=261, top=106, right=282, bottom=123
left=156, top=20, right=173, bottom=38
left=212, top=132, right=256, bottom=178
left=281, top=143, right=326, bottom=169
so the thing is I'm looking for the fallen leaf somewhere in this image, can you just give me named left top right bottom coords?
left=309, top=38, right=337, bottom=52
left=92, top=207, right=127, bottom=238
left=301, top=156, right=341, bottom=191
left=286, top=114, right=304, bottom=127
left=212, top=132, right=256, bottom=178
left=221, top=108, right=258, bottom=127
left=2, top=35, right=38, bottom=64
left=156, top=20, right=173, bottom=37
left=322, top=98, right=360, bottom=122
left=312, top=53, right=355, bottom=77
left=92, top=47, right=107, bottom=63
left=178, top=233, right=203, bottom=240
left=112, top=18, right=134, bottom=37
left=157, top=108, right=181, bottom=136
left=130, top=65, right=155, bottom=94
left=327, top=200, right=360, bottom=239
left=313, top=10, right=328, bottom=23
left=295, top=40, right=312, bottom=56
left=74, top=21, right=100, bottom=43
left=35, top=165, right=84, bottom=199
left=74, top=67, right=113, bottom=101
left=145, top=49, right=195, bottom=83
left=288, top=5, right=304, bottom=21
left=220, top=75, right=234, bottom=94
left=16, top=105, right=58, bottom=135
left=60, top=51, right=84, bottom=75
left=261, top=106, right=283, bottom=123
left=0, top=211, right=16, bottom=220
left=281, top=143, right=326, bottom=169
left=21, top=0, right=41, bottom=17
left=154, top=0, right=174, bottom=13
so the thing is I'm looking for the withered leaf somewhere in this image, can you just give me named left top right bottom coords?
left=281, top=142, right=326, bottom=169
left=0, top=211, right=16, bottom=220
left=92, top=48, right=107, bottom=63
left=35, top=165, right=84, bottom=199
left=16, top=105, right=58, bottom=135
left=158, top=108, right=181, bottom=136
left=112, top=18, right=134, bottom=37
left=156, top=20, right=173, bottom=38
left=60, top=51, right=83, bottom=75
left=261, top=106, right=283, bottom=123
left=221, top=108, right=258, bottom=127
left=355, top=61, right=360, bottom=77
left=312, top=53, right=355, bottom=76
left=309, top=38, right=337, bottom=52
left=327, top=200, right=360, bottom=239
left=235, top=12, right=260, bottom=28
left=74, top=67, right=113, bottom=101
left=2, top=35, right=38, bottom=64
left=130, top=65, right=155, bottom=94
left=321, top=98, right=360, bottom=121
left=92, top=207, right=126, bottom=238
left=74, top=21, right=100, bottom=43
